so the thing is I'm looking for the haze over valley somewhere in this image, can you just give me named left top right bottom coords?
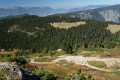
left=0, top=5, right=110, bottom=17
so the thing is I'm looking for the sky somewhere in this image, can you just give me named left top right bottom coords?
left=0, top=0, right=120, bottom=9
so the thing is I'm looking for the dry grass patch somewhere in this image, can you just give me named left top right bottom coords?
left=107, top=24, right=120, bottom=33
left=0, top=49, right=18, bottom=54
left=105, top=49, right=120, bottom=58
left=34, top=56, right=56, bottom=62
left=51, top=21, right=86, bottom=29
left=29, top=62, right=120, bottom=80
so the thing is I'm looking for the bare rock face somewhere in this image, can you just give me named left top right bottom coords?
left=73, top=9, right=120, bottom=22
left=0, top=62, right=38, bottom=80
left=78, top=12, right=92, bottom=19
left=0, top=62, right=22, bottom=80
left=58, top=5, right=120, bottom=22
left=99, top=10, right=120, bottom=22
left=69, top=12, right=92, bottom=20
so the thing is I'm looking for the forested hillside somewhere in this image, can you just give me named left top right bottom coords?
left=0, top=15, right=120, bottom=53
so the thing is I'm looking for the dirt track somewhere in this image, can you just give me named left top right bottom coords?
left=30, top=56, right=120, bottom=72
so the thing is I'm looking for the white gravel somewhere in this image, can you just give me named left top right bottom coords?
left=53, top=56, right=120, bottom=72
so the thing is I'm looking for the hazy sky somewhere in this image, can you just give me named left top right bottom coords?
left=0, top=0, right=120, bottom=8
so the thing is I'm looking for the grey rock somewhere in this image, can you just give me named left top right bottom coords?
left=0, top=62, right=38, bottom=80
left=56, top=4, right=120, bottom=22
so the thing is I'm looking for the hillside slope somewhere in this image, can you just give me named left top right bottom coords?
left=55, top=4, right=120, bottom=22
left=0, top=15, right=120, bottom=52
left=69, top=5, right=110, bottom=12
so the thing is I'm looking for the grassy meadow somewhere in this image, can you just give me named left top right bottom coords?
left=107, top=24, right=120, bottom=33
left=50, top=21, right=86, bottom=29
left=88, top=61, right=107, bottom=68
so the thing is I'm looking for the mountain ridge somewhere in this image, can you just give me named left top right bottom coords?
left=54, top=4, right=120, bottom=22
left=0, top=5, right=110, bottom=17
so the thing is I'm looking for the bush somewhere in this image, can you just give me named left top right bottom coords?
left=33, top=68, right=57, bottom=80
left=65, top=69, right=95, bottom=80
left=8, top=57, right=27, bottom=66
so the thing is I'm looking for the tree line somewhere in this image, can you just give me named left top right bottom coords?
left=0, top=15, right=120, bottom=53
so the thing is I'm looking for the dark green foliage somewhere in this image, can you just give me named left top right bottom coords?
left=65, top=44, right=73, bottom=54
left=8, top=57, right=27, bottom=66
left=33, top=68, right=57, bottom=80
left=65, top=69, right=94, bottom=80
left=0, top=54, right=13, bottom=58
left=61, top=42, right=73, bottom=54
left=0, top=15, right=119, bottom=53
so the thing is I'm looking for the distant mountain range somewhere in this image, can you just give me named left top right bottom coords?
left=0, top=6, right=62, bottom=17
left=55, top=4, right=120, bottom=22
left=0, top=5, right=110, bottom=17
left=0, top=14, right=30, bottom=19
left=69, top=5, right=110, bottom=12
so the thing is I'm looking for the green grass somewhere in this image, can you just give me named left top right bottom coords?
left=56, top=60, right=71, bottom=67
left=112, top=65, right=120, bottom=69
left=34, top=57, right=56, bottom=62
left=79, top=51, right=104, bottom=57
left=74, top=48, right=106, bottom=57
left=82, top=53, right=94, bottom=57
left=88, top=61, right=107, bottom=68
left=48, top=51, right=66, bottom=57
left=83, top=48, right=103, bottom=51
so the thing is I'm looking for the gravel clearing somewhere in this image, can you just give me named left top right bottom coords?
left=53, top=55, right=120, bottom=72
left=30, top=55, right=120, bottom=72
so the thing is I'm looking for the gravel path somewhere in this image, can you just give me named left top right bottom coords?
left=30, top=57, right=55, bottom=64
left=53, top=56, right=120, bottom=72
left=30, top=56, right=120, bottom=72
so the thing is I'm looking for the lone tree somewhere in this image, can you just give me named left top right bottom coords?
left=65, top=43, right=73, bottom=54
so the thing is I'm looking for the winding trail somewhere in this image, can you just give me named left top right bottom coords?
left=30, top=57, right=55, bottom=64
left=30, top=56, right=120, bottom=72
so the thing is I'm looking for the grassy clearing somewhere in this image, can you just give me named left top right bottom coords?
left=113, top=65, right=120, bottom=70
left=105, top=49, right=120, bottom=58
left=30, top=62, right=78, bottom=79
left=29, top=62, right=120, bottom=80
left=43, top=65, right=73, bottom=78
left=111, top=64, right=120, bottom=70
left=56, top=60, right=71, bottom=67
left=107, top=24, right=120, bottom=33
left=76, top=48, right=120, bottom=58
left=88, top=61, right=107, bottom=68
left=34, top=57, right=56, bottom=62
left=50, top=21, right=86, bottom=29
left=77, top=48, right=104, bottom=57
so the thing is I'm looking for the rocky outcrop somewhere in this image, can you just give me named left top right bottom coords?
left=76, top=12, right=92, bottom=19
left=0, top=62, right=22, bottom=80
left=0, top=62, right=38, bottom=80
left=57, top=4, right=120, bottom=22
left=74, top=9, right=120, bottom=22
left=99, top=10, right=120, bottom=22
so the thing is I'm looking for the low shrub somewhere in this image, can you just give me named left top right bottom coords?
left=32, top=68, right=57, bottom=80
